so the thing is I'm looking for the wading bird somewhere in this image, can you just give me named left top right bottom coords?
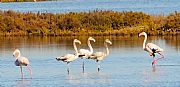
left=139, top=32, right=164, bottom=66
left=78, top=37, right=95, bottom=73
left=56, top=39, right=81, bottom=74
left=88, top=39, right=112, bottom=72
left=13, top=49, right=32, bottom=79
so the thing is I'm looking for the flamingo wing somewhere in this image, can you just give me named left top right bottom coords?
left=89, top=52, right=105, bottom=60
left=65, top=54, right=76, bottom=62
left=79, top=49, right=92, bottom=57
left=93, top=52, right=105, bottom=57
left=79, top=49, right=90, bottom=54
left=147, top=43, right=163, bottom=53
left=56, top=54, right=76, bottom=62
left=17, top=56, right=30, bottom=66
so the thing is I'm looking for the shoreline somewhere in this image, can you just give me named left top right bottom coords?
left=1, top=30, right=179, bottom=37
left=0, top=0, right=48, bottom=2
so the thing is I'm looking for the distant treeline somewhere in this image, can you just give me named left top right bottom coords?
left=0, top=10, right=179, bottom=36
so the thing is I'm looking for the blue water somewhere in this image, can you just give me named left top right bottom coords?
left=0, top=36, right=180, bottom=87
left=0, top=0, right=180, bottom=15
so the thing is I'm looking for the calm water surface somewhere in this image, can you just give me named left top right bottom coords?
left=0, top=0, right=180, bottom=15
left=0, top=36, right=180, bottom=87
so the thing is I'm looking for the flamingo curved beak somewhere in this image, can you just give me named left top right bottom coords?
left=109, top=41, right=112, bottom=45
left=78, top=41, right=81, bottom=44
left=139, top=32, right=146, bottom=37
left=92, top=39, right=96, bottom=42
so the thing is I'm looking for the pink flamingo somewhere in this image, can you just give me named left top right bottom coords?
left=139, top=32, right=164, bottom=66
left=88, top=39, right=112, bottom=72
left=56, top=39, right=81, bottom=74
left=13, top=49, right=32, bottom=79
left=78, top=37, right=95, bottom=73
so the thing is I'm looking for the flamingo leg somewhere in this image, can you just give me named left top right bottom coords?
left=152, top=56, right=156, bottom=67
left=156, top=52, right=164, bottom=61
left=152, top=52, right=164, bottom=66
left=20, top=65, right=23, bottom=79
left=97, top=61, right=100, bottom=72
left=82, top=58, right=85, bottom=73
left=152, top=65, right=156, bottom=72
left=67, top=62, right=70, bottom=75
left=27, top=65, right=32, bottom=79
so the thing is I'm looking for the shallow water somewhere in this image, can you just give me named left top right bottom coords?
left=0, top=36, right=180, bottom=87
left=1, top=0, right=180, bottom=15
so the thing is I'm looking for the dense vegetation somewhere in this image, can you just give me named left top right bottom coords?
left=0, top=10, right=179, bottom=36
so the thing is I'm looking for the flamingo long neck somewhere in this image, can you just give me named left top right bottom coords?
left=73, top=42, right=78, bottom=56
left=88, top=40, right=93, bottom=54
left=16, top=51, right=21, bottom=59
left=105, top=42, right=109, bottom=56
left=143, top=34, right=147, bottom=50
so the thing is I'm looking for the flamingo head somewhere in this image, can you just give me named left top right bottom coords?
left=139, top=32, right=147, bottom=37
left=152, top=60, right=156, bottom=66
left=88, top=37, right=96, bottom=42
left=105, top=39, right=112, bottom=45
left=74, top=39, right=81, bottom=44
left=13, top=49, right=21, bottom=58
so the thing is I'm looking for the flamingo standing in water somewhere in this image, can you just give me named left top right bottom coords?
left=139, top=32, right=164, bottom=66
left=78, top=37, right=95, bottom=73
left=88, top=39, right=112, bottom=72
left=13, top=49, right=32, bottom=79
left=56, top=39, right=81, bottom=74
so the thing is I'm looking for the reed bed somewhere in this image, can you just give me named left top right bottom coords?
left=0, top=10, right=179, bottom=36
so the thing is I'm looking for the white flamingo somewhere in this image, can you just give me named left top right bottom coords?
left=13, top=49, right=32, bottom=79
left=88, top=39, right=112, bottom=72
left=56, top=39, right=81, bottom=74
left=78, top=37, right=95, bottom=73
left=139, top=32, right=164, bottom=66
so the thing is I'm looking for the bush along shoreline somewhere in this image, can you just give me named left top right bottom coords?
left=0, top=10, right=179, bottom=36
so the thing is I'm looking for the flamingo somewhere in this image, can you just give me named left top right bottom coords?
left=13, top=49, right=32, bottom=79
left=88, top=39, right=112, bottom=72
left=56, top=39, right=81, bottom=74
left=78, top=37, right=95, bottom=73
left=139, top=32, right=164, bottom=66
